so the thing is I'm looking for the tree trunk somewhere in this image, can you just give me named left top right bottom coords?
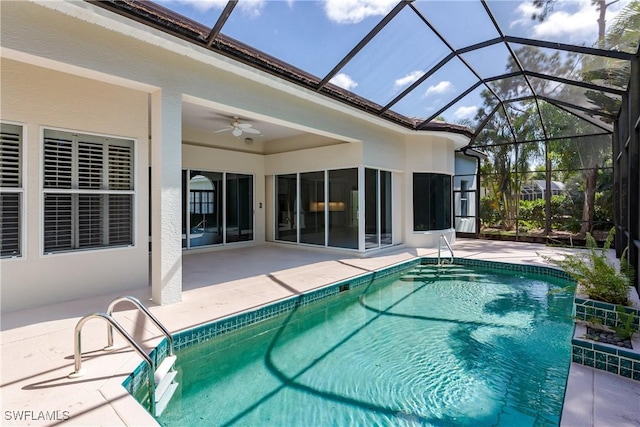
left=580, top=167, right=599, bottom=235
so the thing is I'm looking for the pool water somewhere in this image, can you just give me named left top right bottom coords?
left=157, top=264, right=575, bottom=426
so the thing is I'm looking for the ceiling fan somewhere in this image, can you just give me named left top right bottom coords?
left=214, top=116, right=261, bottom=137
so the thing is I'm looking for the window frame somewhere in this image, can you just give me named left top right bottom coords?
left=1, top=122, right=26, bottom=260
left=413, top=172, right=452, bottom=232
left=40, top=127, right=137, bottom=256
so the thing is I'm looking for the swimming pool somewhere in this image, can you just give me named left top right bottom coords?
left=127, top=259, right=575, bottom=426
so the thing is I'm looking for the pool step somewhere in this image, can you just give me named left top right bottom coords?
left=154, top=355, right=178, bottom=417
left=401, top=265, right=478, bottom=281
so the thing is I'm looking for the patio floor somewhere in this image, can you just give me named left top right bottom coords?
left=1, top=239, right=639, bottom=426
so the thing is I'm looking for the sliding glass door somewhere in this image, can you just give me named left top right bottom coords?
left=182, top=169, right=253, bottom=249
left=226, top=173, right=253, bottom=243
left=276, top=174, right=297, bottom=242
left=300, top=171, right=325, bottom=245
left=274, top=168, right=391, bottom=251
left=365, top=168, right=393, bottom=249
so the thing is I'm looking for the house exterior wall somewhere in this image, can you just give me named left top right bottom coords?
left=1, top=1, right=468, bottom=310
left=404, top=135, right=457, bottom=247
left=0, top=59, right=149, bottom=311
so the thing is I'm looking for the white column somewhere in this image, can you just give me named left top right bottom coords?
left=151, top=89, right=182, bottom=305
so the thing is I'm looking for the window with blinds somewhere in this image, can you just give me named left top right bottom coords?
left=1, top=123, right=23, bottom=258
left=43, top=129, right=134, bottom=254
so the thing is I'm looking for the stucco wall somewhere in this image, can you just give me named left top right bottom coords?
left=404, top=135, right=456, bottom=247
left=0, top=59, right=149, bottom=312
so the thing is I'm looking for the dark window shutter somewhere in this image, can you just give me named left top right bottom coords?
left=44, top=194, right=73, bottom=253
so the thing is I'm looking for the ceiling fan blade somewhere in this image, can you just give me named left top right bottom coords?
left=214, top=127, right=232, bottom=133
left=236, top=123, right=253, bottom=129
left=242, top=127, right=260, bottom=134
left=232, top=128, right=243, bottom=137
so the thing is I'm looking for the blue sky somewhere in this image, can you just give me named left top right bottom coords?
left=156, top=0, right=633, bottom=124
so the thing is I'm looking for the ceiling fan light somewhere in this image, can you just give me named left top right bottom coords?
left=232, top=128, right=242, bottom=137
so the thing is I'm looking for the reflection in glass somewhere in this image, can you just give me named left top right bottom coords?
left=189, top=171, right=223, bottom=247
left=300, top=171, right=325, bottom=246
left=413, top=173, right=451, bottom=231
left=226, top=173, right=253, bottom=243
left=380, top=170, right=393, bottom=246
left=365, top=168, right=378, bottom=249
left=454, top=174, right=477, bottom=233
left=365, top=169, right=393, bottom=249
left=328, top=169, right=358, bottom=249
left=276, top=174, right=297, bottom=242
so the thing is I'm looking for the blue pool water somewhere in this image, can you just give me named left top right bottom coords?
left=156, top=263, right=575, bottom=426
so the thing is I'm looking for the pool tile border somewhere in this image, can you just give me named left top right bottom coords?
left=123, top=257, right=577, bottom=407
left=571, top=333, right=640, bottom=381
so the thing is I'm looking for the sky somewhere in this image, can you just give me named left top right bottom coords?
left=155, top=0, right=634, bottom=124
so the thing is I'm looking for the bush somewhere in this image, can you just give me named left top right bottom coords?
left=542, top=228, right=632, bottom=305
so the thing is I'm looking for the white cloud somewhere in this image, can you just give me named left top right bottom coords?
left=177, top=0, right=265, bottom=17
left=176, top=0, right=227, bottom=13
left=323, top=0, right=397, bottom=24
left=329, top=73, right=358, bottom=91
left=453, top=106, right=478, bottom=120
left=511, top=0, right=632, bottom=44
left=424, top=81, right=453, bottom=97
left=394, top=71, right=423, bottom=89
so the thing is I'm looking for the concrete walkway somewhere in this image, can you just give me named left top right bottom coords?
left=1, top=239, right=638, bottom=426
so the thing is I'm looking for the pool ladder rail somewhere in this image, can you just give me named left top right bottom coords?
left=437, top=235, right=454, bottom=265
left=68, top=296, right=178, bottom=417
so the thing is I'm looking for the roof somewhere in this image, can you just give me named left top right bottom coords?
left=92, top=0, right=640, bottom=146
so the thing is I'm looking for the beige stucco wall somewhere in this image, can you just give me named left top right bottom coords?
left=1, top=1, right=468, bottom=309
left=404, top=135, right=457, bottom=247
left=0, top=59, right=149, bottom=312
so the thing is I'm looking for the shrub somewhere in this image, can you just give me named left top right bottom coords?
left=542, top=228, right=632, bottom=305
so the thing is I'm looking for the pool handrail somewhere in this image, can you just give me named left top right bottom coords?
left=438, top=235, right=454, bottom=265
left=106, top=295, right=174, bottom=357
left=68, top=312, right=157, bottom=416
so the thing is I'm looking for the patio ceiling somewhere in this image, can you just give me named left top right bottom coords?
left=93, top=0, right=640, bottom=148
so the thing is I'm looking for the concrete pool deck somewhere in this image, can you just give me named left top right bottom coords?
left=1, top=239, right=639, bottom=426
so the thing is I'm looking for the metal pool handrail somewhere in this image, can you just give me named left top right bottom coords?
left=438, top=235, right=454, bottom=265
left=106, top=296, right=174, bottom=357
left=68, top=312, right=157, bottom=416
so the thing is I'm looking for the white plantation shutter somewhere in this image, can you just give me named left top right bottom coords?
left=43, top=136, right=73, bottom=189
left=109, top=144, right=133, bottom=190
left=1, top=124, right=23, bottom=258
left=77, top=140, right=103, bottom=190
left=43, top=130, right=135, bottom=254
left=1, top=128, right=20, bottom=188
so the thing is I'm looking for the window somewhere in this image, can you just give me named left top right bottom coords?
left=1, top=123, right=23, bottom=258
left=413, top=173, right=451, bottom=231
left=460, top=180, right=468, bottom=217
left=42, top=129, right=134, bottom=254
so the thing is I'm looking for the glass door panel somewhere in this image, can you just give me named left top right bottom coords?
left=226, top=173, right=253, bottom=243
left=300, top=171, right=325, bottom=245
left=189, top=171, right=223, bottom=247
left=328, top=168, right=358, bottom=249
left=380, top=170, right=392, bottom=246
left=365, top=168, right=378, bottom=249
left=276, top=174, right=297, bottom=242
